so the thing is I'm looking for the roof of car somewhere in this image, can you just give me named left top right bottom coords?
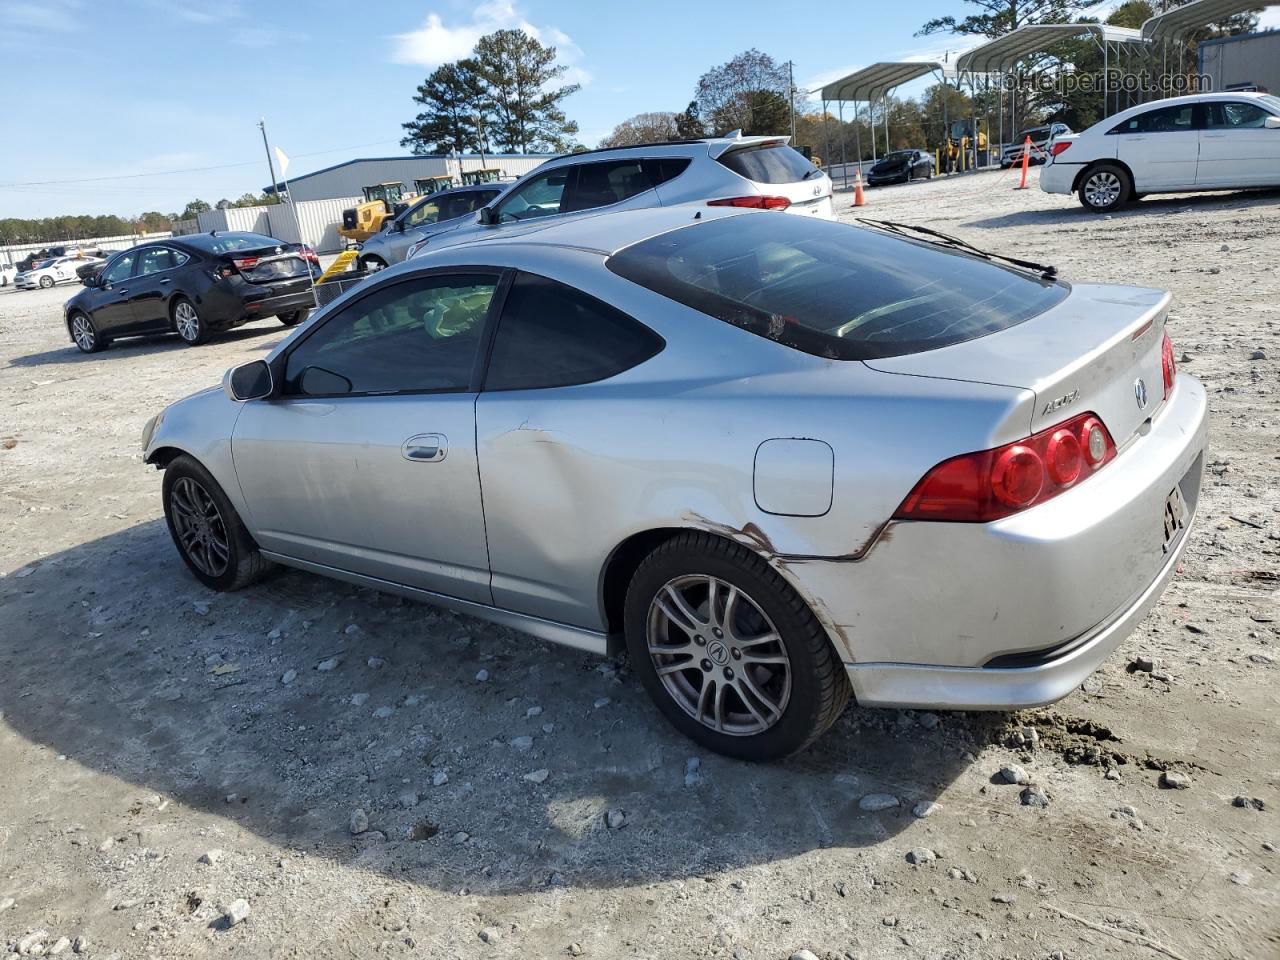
left=538, top=134, right=792, bottom=166
left=1114, top=90, right=1275, bottom=112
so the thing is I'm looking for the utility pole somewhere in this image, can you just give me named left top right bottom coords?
left=258, top=119, right=280, bottom=202
left=788, top=60, right=797, bottom=139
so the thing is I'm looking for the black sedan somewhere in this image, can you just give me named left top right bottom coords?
left=64, top=232, right=321, bottom=353
left=866, top=149, right=934, bottom=187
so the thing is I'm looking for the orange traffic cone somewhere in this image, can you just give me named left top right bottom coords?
left=1016, top=135, right=1032, bottom=190
left=853, top=169, right=866, bottom=207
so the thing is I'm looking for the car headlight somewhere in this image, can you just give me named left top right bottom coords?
left=140, top=411, right=163, bottom=452
left=406, top=238, right=427, bottom=259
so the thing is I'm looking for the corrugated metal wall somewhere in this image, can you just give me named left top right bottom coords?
left=194, top=199, right=360, bottom=254
left=1199, top=30, right=1280, bottom=95
left=282, top=154, right=548, bottom=201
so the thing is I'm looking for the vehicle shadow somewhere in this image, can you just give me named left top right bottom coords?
left=964, top=185, right=1280, bottom=230
left=5, top=325, right=285, bottom=368
left=0, top=520, right=987, bottom=896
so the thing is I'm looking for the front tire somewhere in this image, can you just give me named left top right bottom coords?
left=624, top=532, right=850, bottom=760
left=1078, top=163, right=1131, bottom=213
left=172, top=297, right=209, bottom=345
left=69, top=312, right=104, bottom=353
left=277, top=308, right=309, bottom=327
left=162, top=455, right=269, bottom=591
left=39, top=275, right=54, bottom=289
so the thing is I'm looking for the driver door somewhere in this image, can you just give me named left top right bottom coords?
left=231, top=270, right=503, bottom=602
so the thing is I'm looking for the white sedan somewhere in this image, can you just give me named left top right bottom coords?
left=1041, top=92, right=1280, bottom=212
left=14, top=255, right=103, bottom=290
left=0, top=262, right=16, bottom=287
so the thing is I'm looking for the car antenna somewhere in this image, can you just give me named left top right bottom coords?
left=693, top=210, right=702, bottom=220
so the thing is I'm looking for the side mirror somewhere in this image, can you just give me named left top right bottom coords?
left=1266, top=116, right=1280, bottom=130
left=478, top=205, right=498, bottom=226
left=223, top=359, right=274, bottom=402
left=395, top=219, right=406, bottom=232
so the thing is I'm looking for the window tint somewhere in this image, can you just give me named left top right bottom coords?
left=484, top=273, right=663, bottom=391
left=606, top=215, right=1068, bottom=361
left=1111, top=104, right=1196, bottom=134
left=643, top=158, right=692, bottom=186
left=284, top=275, right=499, bottom=396
left=101, top=253, right=136, bottom=284
left=496, top=160, right=656, bottom=222
left=1206, top=101, right=1271, bottom=129
left=717, top=143, right=817, bottom=183
left=497, top=168, right=570, bottom=222
left=182, top=232, right=276, bottom=254
left=403, top=198, right=444, bottom=227
left=138, top=246, right=189, bottom=275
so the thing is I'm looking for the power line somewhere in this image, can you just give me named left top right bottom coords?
left=0, top=137, right=403, bottom=189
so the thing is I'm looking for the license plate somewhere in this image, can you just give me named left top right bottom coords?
left=1162, top=485, right=1188, bottom=552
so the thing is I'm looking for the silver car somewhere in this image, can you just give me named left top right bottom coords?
left=356, top=184, right=504, bottom=270
left=143, top=207, right=1206, bottom=759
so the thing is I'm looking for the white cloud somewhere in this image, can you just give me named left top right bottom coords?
left=390, top=1, right=587, bottom=85
left=1258, top=7, right=1280, bottom=29
left=2, top=0, right=83, bottom=32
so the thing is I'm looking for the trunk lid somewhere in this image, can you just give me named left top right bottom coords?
left=864, top=284, right=1171, bottom=447
left=227, top=243, right=311, bottom=286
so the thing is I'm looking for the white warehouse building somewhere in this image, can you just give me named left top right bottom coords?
left=264, top=153, right=550, bottom=202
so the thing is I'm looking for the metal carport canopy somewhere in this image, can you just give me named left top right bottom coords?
left=1141, top=0, right=1269, bottom=41
left=955, top=23, right=1145, bottom=74
left=820, top=62, right=946, bottom=102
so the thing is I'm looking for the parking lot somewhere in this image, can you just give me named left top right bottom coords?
left=1, top=170, right=1277, bottom=959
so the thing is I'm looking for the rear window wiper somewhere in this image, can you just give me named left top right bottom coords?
left=856, top=218, right=1058, bottom=281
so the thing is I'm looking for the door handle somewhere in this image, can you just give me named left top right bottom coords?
left=401, top=433, right=447, bottom=463
left=160, top=277, right=172, bottom=284
left=116, top=288, right=129, bottom=295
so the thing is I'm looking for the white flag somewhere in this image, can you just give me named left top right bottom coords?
left=274, top=146, right=290, bottom=176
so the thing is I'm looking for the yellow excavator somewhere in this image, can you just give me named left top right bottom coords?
left=339, top=183, right=413, bottom=245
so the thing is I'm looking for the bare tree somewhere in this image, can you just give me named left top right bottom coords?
left=598, top=112, right=681, bottom=148
left=694, top=49, right=790, bottom=136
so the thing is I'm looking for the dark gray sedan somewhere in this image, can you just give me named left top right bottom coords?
left=356, top=184, right=503, bottom=270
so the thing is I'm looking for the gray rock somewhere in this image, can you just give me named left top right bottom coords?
left=1232, top=795, right=1265, bottom=811
left=475, top=669, right=490, bottom=682
left=72, top=937, right=88, bottom=954
left=350, top=693, right=370, bottom=706
left=0, top=897, right=13, bottom=912
left=453, top=831, right=470, bottom=844
left=1081, top=675, right=1104, bottom=695
left=511, top=735, right=534, bottom=751
left=222, top=898, right=251, bottom=926
left=991, top=892, right=1017, bottom=904
left=1250, top=350, right=1267, bottom=361
left=1160, top=771, right=1191, bottom=790
left=684, top=756, right=702, bottom=787
left=523, top=768, right=549, bottom=784
left=372, top=706, right=394, bottom=719
left=432, top=770, right=449, bottom=787
left=399, top=792, right=419, bottom=809
left=47, top=938, right=71, bottom=956
left=789, top=951, right=820, bottom=960
left=1230, top=870, right=1251, bottom=886
left=317, top=657, right=340, bottom=672
left=912, top=801, right=942, bottom=819
left=16, top=931, right=47, bottom=955
left=1000, top=764, right=1030, bottom=785
left=859, top=793, right=900, bottom=812
left=917, top=712, right=940, bottom=730
left=947, top=866, right=978, bottom=883
left=350, top=808, right=369, bottom=834
left=479, top=927, right=501, bottom=944
left=1132, top=654, right=1160, bottom=673
left=526, top=705, right=543, bottom=717
left=605, top=809, right=626, bottom=830
left=906, top=848, right=937, bottom=864
left=1105, top=768, right=1122, bottom=781
left=280, top=669, right=298, bottom=685
left=542, top=723, right=555, bottom=734
left=568, top=944, right=584, bottom=957
left=593, top=697, right=611, bottom=708
left=367, top=657, right=387, bottom=669
left=198, top=849, right=223, bottom=865
left=1021, top=785, right=1050, bottom=807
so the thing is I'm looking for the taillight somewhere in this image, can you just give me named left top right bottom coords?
left=893, top=412, right=1117, bottom=523
left=1050, top=141, right=1072, bottom=157
left=299, top=245, right=319, bottom=263
left=707, top=196, right=791, bottom=211
left=232, top=257, right=259, bottom=271
left=1161, top=330, right=1176, bottom=399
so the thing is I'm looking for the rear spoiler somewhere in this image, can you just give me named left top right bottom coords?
left=707, top=135, right=791, bottom=160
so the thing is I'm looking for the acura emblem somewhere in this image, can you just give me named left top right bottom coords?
left=1134, top=378, right=1148, bottom=409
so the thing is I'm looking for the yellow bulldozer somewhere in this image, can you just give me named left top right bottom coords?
left=339, top=182, right=412, bottom=245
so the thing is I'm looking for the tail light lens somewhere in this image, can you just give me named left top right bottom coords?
left=231, top=257, right=260, bottom=271
left=1161, top=330, right=1176, bottom=399
left=299, top=245, right=319, bottom=264
left=893, top=412, right=1117, bottom=523
left=707, top=196, right=791, bottom=211
left=1050, top=141, right=1072, bottom=157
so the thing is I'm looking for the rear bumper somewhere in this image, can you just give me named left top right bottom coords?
left=784, top=373, right=1207, bottom=710
left=1040, top=162, right=1080, bottom=195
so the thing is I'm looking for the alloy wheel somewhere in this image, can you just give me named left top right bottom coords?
left=646, top=574, right=792, bottom=736
left=169, top=476, right=230, bottom=577
left=174, top=301, right=200, bottom=342
left=1085, top=171, right=1121, bottom=209
left=71, top=315, right=95, bottom=352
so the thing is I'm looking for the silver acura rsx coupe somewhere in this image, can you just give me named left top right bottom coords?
left=142, top=206, right=1206, bottom=759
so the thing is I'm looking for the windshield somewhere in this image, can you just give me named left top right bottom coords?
left=606, top=214, right=1068, bottom=360
left=1261, top=94, right=1280, bottom=113
left=1017, top=127, right=1051, bottom=141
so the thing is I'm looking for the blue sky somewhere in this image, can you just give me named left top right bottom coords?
left=1, top=0, right=1275, bottom=219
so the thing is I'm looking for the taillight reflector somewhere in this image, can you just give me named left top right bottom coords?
left=707, top=196, right=791, bottom=211
left=893, top=412, right=1117, bottom=523
left=1161, top=330, right=1176, bottom=399
left=1050, top=141, right=1072, bottom=157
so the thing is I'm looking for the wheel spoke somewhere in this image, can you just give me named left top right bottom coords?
left=659, top=585, right=704, bottom=635
left=736, top=631, right=780, bottom=649
left=655, top=656, right=696, bottom=676
left=721, top=584, right=741, bottom=637
left=711, top=680, right=726, bottom=732
left=732, top=681, right=770, bottom=729
left=741, top=653, right=788, bottom=666
left=737, top=669, right=783, bottom=722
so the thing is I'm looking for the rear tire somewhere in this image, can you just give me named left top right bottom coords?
left=277, top=308, right=309, bottom=327
left=162, top=454, right=270, bottom=591
left=1078, top=163, right=1131, bottom=213
left=172, top=297, right=209, bottom=345
left=624, top=532, right=850, bottom=761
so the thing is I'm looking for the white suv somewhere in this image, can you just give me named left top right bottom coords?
left=1041, top=92, right=1280, bottom=213
left=412, top=135, right=834, bottom=257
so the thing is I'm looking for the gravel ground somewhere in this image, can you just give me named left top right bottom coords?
left=1, top=172, right=1277, bottom=960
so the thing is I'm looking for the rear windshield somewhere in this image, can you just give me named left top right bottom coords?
left=717, top=143, right=817, bottom=184
left=182, top=232, right=279, bottom=254
left=606, top=214, right=1069, bottom=360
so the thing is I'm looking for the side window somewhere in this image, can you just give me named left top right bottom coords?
left=101, top=253, right=136, bottom=285
left=561, top=160, right=653, bottom=213
left=643, top=158, right=693, bottom=187
left=1206, top=102, right=1271, bottom=129
left=496, top=168, right=570, bottom=222
left=284, top=274, right=499, bottom=396
left=1111, top=104, right=1196, bottom=134
left=484, top=273, right=664, bottom=391
left=138, top=247, right=189, bottom=275
left=404, top=199, right=441, bottom=228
